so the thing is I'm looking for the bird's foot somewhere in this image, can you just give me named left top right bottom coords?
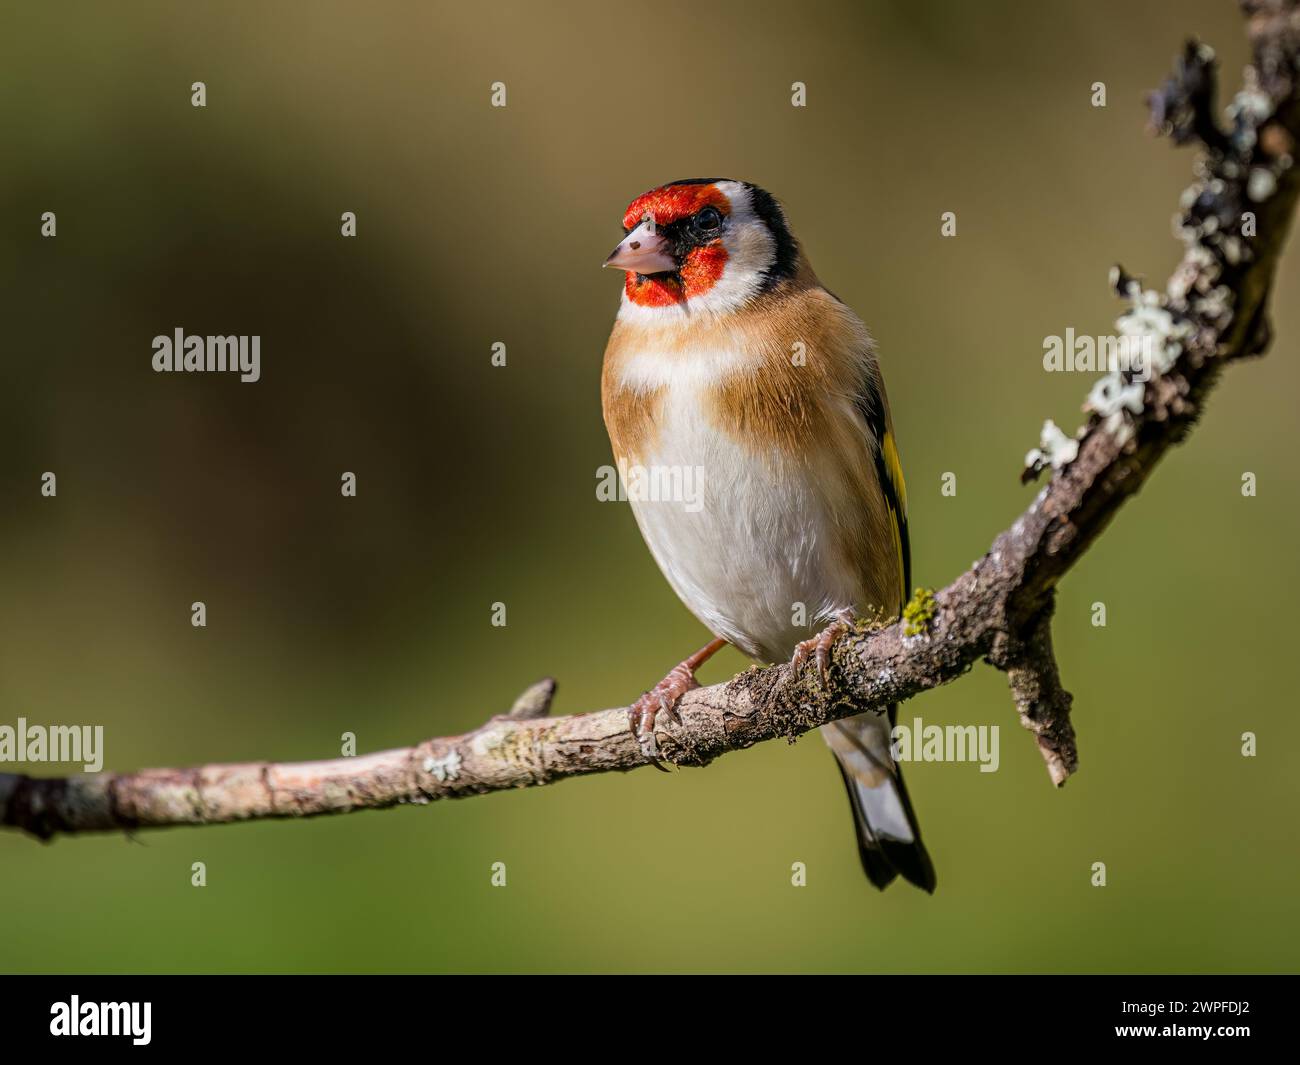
left=790, top=609, right=856, bottom=687
left=629, top=665, right=696, bottom=768
left=628, top=637, right=727, bottom=769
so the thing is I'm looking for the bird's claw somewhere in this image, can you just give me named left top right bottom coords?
left=628, top=662, right=697, bottom=769
left=790, top=610, right=856, bottom=687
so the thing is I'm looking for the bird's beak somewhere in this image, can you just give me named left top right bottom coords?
left=603, top=221, right=677, bottom=274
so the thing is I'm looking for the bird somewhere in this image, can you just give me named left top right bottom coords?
left=600, top=178, right=936, bottom=892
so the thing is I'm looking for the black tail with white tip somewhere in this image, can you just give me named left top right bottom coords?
left=822, top=708, right=936, bottom=893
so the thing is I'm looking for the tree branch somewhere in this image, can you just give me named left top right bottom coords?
left=4, top=0, right=1299, bottom=839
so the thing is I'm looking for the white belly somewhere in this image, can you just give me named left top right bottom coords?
left=626, top=383, right=861, bottom=663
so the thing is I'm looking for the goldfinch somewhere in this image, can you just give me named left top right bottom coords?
left=601, top=178, right=935, bottom=892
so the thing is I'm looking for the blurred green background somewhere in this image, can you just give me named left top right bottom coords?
left=1, top=0, right=1296, bottom=974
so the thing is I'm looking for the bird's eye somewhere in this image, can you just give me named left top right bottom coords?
left=694, top=206, right=723, bottom=234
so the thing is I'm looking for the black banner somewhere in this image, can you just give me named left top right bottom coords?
left=0, top=975, right=1288, bottom=1051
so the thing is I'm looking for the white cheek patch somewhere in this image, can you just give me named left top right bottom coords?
left=615, top=181, right=778, bottom=324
